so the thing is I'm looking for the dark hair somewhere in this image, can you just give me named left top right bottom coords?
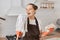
left=28, top=3, right=38, bottom=10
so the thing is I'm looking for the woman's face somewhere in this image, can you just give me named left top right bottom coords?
left=26, top=5, right=36, bottom=17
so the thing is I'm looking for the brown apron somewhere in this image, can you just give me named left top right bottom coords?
left=23, top=17, right=40, bottom=40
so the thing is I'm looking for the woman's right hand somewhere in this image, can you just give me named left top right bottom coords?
left=16, top=31, right=23, bottom=38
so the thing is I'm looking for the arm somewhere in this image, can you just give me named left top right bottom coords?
left=16, top=14, right=26, bottom=38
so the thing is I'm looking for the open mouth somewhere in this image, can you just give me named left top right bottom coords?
left=28, top=13, right=31, bottom=15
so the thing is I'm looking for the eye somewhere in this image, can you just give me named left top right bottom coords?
left=29, top=8, right=33, bottom=10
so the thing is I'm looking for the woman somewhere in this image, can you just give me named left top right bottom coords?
left=16, top=3, right=41, bottom=40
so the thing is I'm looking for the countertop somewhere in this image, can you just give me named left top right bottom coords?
left=40, top=31, right=60, bottom=40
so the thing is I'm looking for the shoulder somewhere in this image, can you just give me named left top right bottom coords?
left=18, top=14, right=26, bottom=18
left=18, top=14, right=27, bottom=20
left=36, top=17, right=41, bottom=24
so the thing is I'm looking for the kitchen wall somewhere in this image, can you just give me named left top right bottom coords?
left=0, top=0, right=60, bottom=37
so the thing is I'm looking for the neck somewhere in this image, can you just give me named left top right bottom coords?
left=29, top=16, right=35, bottom=20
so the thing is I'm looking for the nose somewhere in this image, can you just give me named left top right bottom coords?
left=27, top=9, right=30, bottom=12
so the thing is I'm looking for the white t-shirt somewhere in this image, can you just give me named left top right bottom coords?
left=29, top=19, right=36, bottom=25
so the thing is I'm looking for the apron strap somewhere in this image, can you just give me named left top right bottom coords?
left=35, top=17, right=39, bottom=26
left=27, top=17, right=39, bottom=26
